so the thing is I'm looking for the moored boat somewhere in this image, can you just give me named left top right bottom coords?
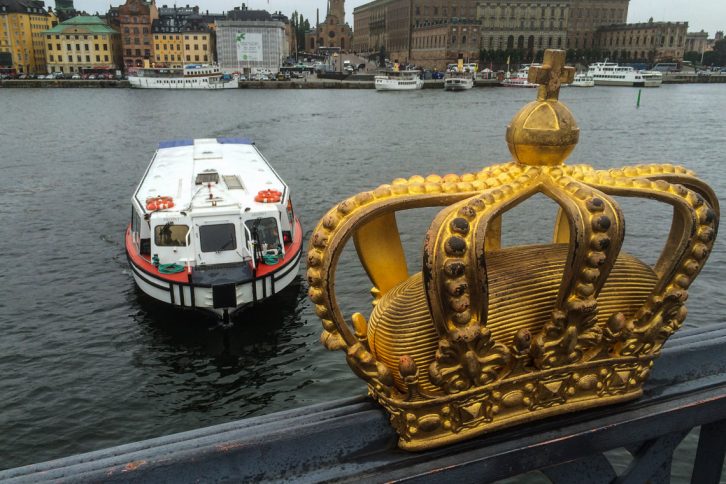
left=374, top=70, right=424, bottom=91
left=501, top=64, right=540, bottom=88
left=587, top=62, right=662, bottom=87
left=444, top=72, right=474, bottom=91
left=128, top=64, right=238, bottom=89
left=571, top=73, right=595, bottom=87
left=125, top=138, right=303, bottom=321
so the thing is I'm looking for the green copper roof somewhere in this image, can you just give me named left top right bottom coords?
left=43, top=16, right=119, bottom=35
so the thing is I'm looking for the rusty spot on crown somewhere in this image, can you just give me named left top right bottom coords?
left=592, top=215, right=611, bottom=232
left=445, top=236, right=467, bottom=256
left=444, top=261, right=466, bottom=277
left=587, top=197, right=604, bottom=211
left=450, top=217, right=470, bottom=235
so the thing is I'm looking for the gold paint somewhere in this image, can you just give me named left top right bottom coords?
left=306, top=49, right=720, bottom=451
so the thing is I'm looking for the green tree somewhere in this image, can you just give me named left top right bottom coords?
left=683, top=51, right=701, bottom=64
left=702, top=39, right=726, bottom=66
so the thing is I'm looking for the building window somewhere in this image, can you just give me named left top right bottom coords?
left=194, top=54, right=199, bottom=61
left=56, top=43, right=60, bottom=50
left=202, top=44, right=206, bottom=50
left=186, top=55, right=190, bottom=61
left=104, top=55, right=109, bottom=62
left=85, top=55, right=90, bottom=62
left=49, top=54, right=54, bottom=61
left=96, top=55, right=100, bottom=61
left=103, top=44, right=108, bottom=51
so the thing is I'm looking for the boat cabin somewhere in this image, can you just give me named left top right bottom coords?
left=130, top=139, right=296, bottom=274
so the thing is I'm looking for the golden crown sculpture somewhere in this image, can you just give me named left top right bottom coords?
left=306, top=50, right=720, bottom=451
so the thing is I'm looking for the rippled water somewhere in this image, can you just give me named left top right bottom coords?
left=0, top=85, right=724, bottom=478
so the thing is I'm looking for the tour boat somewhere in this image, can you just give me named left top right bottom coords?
left=501, top=65, right=540, bottom=88
left=571, top=73, right=595, bottom=87
left=374, top=70, right=424, bottom=91
left=444, top=72, right=474, bottom=91
left=587, top=62, right=662, bottom=87
left=128, top=64, right=237, bottom=89
left=125, top=138, right=303, bottom=321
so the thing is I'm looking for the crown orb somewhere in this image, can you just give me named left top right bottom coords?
left=506, top=100, right=579, bottom=166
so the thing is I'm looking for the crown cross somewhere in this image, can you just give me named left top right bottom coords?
left=528, top=50, right=575, bottom=101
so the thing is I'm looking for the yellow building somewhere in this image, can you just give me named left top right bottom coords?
left=152, top=31, right=183, bottom=67
left=43, top=15, right=122, bottom=74
left=182, top=30, right=212, bottom=64
left=0, top=0, right=56, bottom=74
left=152, top=10, right=214, bottom=68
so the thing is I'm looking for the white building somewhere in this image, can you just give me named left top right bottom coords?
left=216, top=7, right=288, bottom=73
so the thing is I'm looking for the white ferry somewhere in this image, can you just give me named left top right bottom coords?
left=501, top=65, right=540, bottom=88
left=587, top=62, right=662, bottom=87
left=125, top=138, right=303, bottom=322
left=444, top=72, right=474, bottom=91
left=128, top=64, right=238, bottom=89
left=374, top=70, right=424, bottom=91
left=571, top=73, right=595, bottom=87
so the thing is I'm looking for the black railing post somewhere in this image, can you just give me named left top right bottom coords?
left=691, top=419, right=726, bottom=484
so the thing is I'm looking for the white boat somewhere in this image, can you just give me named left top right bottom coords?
left=501, top=64, right=540, bottom=88
left=587, top=62, right=662, bottom=87
left=444, top=72, right=474, bottom=91
left=125, top=138, right=303, bottom=321
left=374, top=70, right=424, bottom=91
left=128, top=64, right=238, bottom=89
left=571, top=73, right=595, bottom=87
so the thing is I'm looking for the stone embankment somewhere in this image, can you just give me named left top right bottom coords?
left=1, top=75, right=723, bottom=88
left=0, top=79, right=129, bottom=88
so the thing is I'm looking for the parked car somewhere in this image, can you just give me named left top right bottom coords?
left=71, top=74, right=81, bottom=79
left=88, top=74, right=96, bottom=80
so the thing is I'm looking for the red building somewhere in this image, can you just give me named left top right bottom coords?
left=117, top=0, right=158, bottom=72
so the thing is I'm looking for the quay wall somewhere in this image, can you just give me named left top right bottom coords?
left=0, top=80, right=130, bottom=88
left=1, top=76, right=724, bottom=88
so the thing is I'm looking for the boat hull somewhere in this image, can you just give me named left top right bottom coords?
left=125, top=218, right=303, bottom=318
left=128, top=76, right=238, bottom=89
left=593, top=79, right=661, bottom=87
left=444, top=79, right=473, bottom=91
left=374, top=78, right=423, bottom=91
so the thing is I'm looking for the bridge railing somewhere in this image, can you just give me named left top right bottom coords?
left=1, top=324, right=725, bottom=483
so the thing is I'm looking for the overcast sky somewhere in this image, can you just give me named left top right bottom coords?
left=75, top=0, right=724, bottom=36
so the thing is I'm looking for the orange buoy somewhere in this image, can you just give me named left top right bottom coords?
left=255, top=189, right=282, bottom=203
left=146, top=196, right=175, bottom=211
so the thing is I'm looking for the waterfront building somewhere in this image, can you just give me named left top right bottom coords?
left=43, top=15, right=121, bottom=74
left=152, top=5, right=213, bottom=67
left=685, top=30, right=709, bottom=56
left=477, top=0, right=568, bottom=59
left=215, top=5, right=288, bottom=73
left=0, top=0, right=56, bottom=74
left=305, top=0, right=352, bottom=52
left=410, top=18, right=480, bottom=69
left=595, top=20, right=688, bottom=63
left=566, top=0, right=628, bottom=51
left=353, top=0, right=480, bottom=64
left=117, top=0, right=158, bottom=72
left=352, top=0, right=627, bottom=65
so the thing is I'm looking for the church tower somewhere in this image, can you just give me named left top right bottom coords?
left=327, top=0, right=344, bottom=25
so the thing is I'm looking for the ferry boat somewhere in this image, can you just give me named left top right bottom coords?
left=128, top=64, right=238, bottom=89
left=374, top=70, right=424, bottom=91
left=587, top=62, right=662, bottom=87
left=443, top=72, right=474, bottom=91
left=125, top=138, right=303, bottom=321
left=501, top=65, right=540, bottom=88
left=571, top=73, right=595, bottom=87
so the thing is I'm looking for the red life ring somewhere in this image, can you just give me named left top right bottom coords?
left=146, top=196, right=175, bottom=211
left=255, top=189, right=282, bottom=203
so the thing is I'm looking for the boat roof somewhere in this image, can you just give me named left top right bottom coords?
left=133, top=138, right=287, bottom=215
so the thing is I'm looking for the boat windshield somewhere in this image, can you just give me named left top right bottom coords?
left=246, top=217, right=281, bottom=253
left=154, top=223, right=189, bottom=246
left=199, top=223, right=237, bottom=252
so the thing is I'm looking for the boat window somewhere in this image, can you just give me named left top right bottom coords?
left=199, top=223, right=237, bottom=252
left=246, top=217, right=281, bottom=253
left=154, top=223, right=189, bottom=246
